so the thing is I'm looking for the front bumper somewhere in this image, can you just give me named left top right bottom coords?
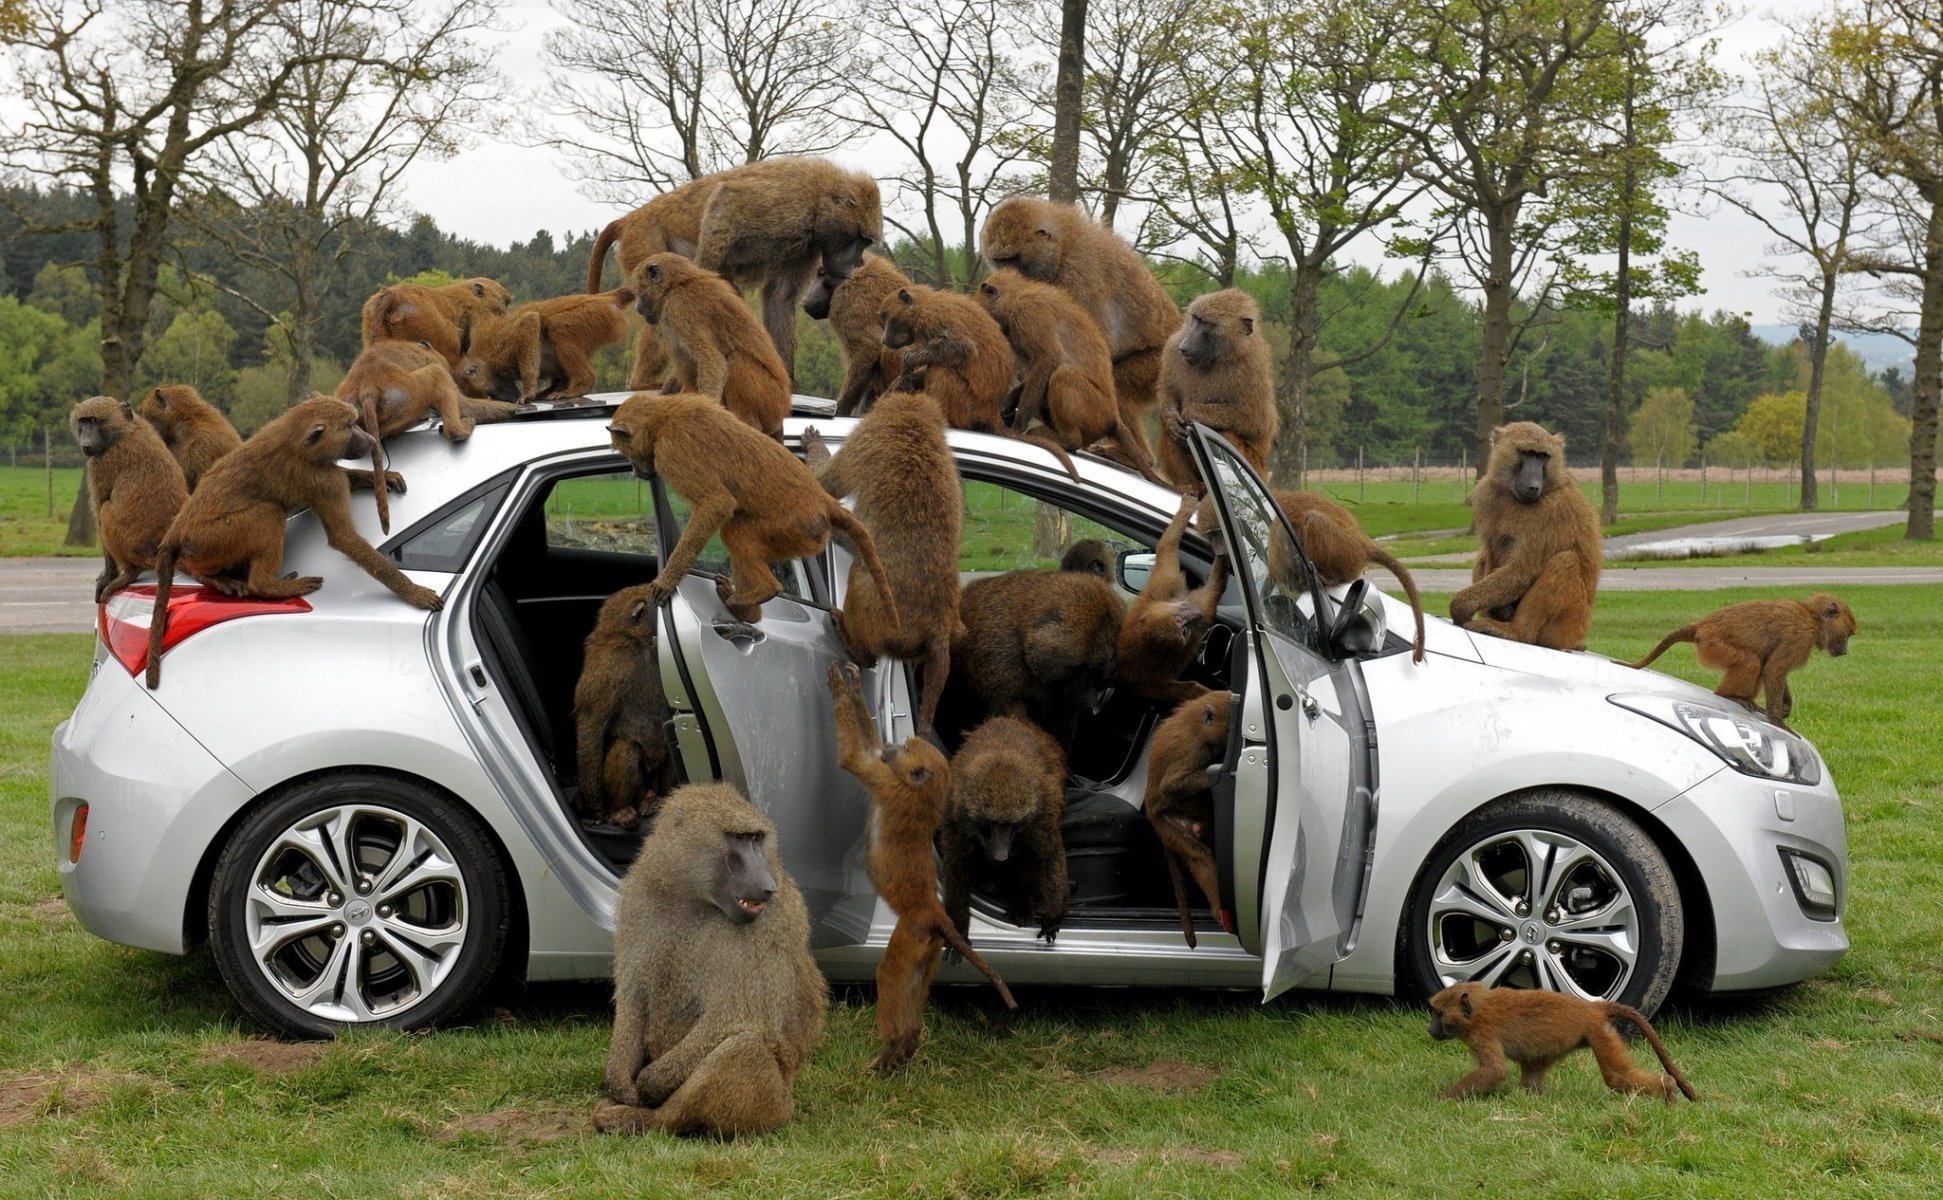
left=50, top=655, right=256, bottom=954
left=1656, top=765, right=1849, bottom=990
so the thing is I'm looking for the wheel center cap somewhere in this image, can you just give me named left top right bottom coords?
left=344, top=899, right=372, bottom=925
left=1521, top=920, right=1543, bottom=944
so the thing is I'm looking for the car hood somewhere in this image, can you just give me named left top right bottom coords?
left=1463, top=626, right=1728, bottom=706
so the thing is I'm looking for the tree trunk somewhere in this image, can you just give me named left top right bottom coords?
left=1048, top=0, right=1086, bottom=205
left=1801, top=271, right=1839, bottom=512
left=1906, top=194, right=1942, bottom=541
left=1275, top=263, right=1322, bottom=485
left=1473, top=220, right=1516, bottom=475
left=1600, top=81, right=1638, bottom=527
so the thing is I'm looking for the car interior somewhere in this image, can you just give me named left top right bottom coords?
left=461, top=438, right=1387, bottom=943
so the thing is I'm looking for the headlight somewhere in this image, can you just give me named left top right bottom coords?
left=1608, top=694, right=1823, bottom=785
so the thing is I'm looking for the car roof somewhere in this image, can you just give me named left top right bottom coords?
left=372, top=390, right=1187, bottom=535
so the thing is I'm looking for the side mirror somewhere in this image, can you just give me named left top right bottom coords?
left=1116, top=550, right=1154, bottom=592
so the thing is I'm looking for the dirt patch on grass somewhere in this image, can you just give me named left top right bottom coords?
left=431, top=1106, right=587, bottom=1146
left=29, top=896, right=71, bottom=923
left=1092, top=1147, right=1244, bottom=1168
left=197, top=1039, right=329, bottom=1075
left=0, top=1067, right=161, bottom=1128
left=1094, top=1061, right=1221, bottom=1093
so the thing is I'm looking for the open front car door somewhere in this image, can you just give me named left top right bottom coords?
left=1188, top=427, right=1380, bottom=1000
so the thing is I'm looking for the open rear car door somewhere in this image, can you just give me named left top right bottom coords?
left=1188, top=427, right=1379, bottom=1000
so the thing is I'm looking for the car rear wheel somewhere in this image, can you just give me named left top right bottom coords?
left=207, top=773, right=510, bottom=1039
left=1399, top=790, right=1682, bottom=1016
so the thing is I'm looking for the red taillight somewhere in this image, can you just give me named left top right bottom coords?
left=99, top=585, right=311, bottom=677
left=69, top=803, right=88, bottom=864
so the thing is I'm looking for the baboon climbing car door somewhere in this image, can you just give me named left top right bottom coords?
left=1187, top=427, right=1377, bottom=1001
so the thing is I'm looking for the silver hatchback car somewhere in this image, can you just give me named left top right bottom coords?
left=51, top=397, right=1848, bottom=1038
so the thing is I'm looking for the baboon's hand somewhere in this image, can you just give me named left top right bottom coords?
left=290, top=576, right=325, bottom=595
left=801, top=426, right=829, bottom=468
left=383, top=471, right=406, bottom=494
left=403, top=583, right=443, bottom=610
left=1038, top=922, right=1060, bottom=945
left=1162, top=406, right=1190, bottom=441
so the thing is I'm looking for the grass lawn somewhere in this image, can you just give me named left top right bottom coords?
left=4, top=584, right=1942, bottom=1196
left=0, top=467, right=87, bottom=558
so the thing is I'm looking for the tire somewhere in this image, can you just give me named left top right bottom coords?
left=207, top=773, right=511, bottom=1039
left=1398, top=790, right=1682, bottom=1017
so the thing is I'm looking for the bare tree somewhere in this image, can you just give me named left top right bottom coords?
left=845, top=0, right=1041, bottom=287
left=1389, top=0, right=1617, bottom=473
left=545, top=0, right=858, bottom=202
left=1826, top=0, right=1942, bottom=540
left=1221, top=0, right=1434, bottom=482
left=1136, top=29, right=1252, bottom=285
left=5, top=0, right=345, bottom=545
left=1048, top=0, right=1085, bottom=204
left=188, top=0, right=503, bottom=405
left=1710, top=14, right=1876, bottom=512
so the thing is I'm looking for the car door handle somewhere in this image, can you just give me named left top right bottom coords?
left=711, top=620, right=765, bottom=649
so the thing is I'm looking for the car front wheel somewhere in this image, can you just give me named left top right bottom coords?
left=207, top=773, right=510, bottom=1039
left=1399, top=790, right=1682, bottom=1016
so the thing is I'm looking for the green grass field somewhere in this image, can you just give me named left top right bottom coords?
left=0, top=466, right=85, bottom=558
left=3, top=585, right=1941, bottom=1196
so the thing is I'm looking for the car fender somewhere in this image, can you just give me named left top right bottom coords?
left=1326, top=651, right=1726, bottom=994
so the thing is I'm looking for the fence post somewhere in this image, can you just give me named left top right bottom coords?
left=1413, top=446, right=1421, bottom=502
left=1358, top=446, right=1365, bottom=503
left=1459, top=447, right=1467, bottom=500
left=1870, top=460, right=1876, bottom=507
left=1700, top=455, right=1707, bottom=506
left=45, top=422, right=54, bottom=519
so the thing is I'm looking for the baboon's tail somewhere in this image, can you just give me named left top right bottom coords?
left=1103, top=421, right=1171, bottom=488
left=357, top=390, right=391, bottom=535
left=1628, top=624, right=1699, bottom=670
left=1013, top=428, right=1080, bottom=480
left=1364, top=542, right=1427, bottom=664
left=935, top=912, right=1018, bottom=1009
left=146, top=545, right=177, bottom=690
left=586, top=220, right=620, bottom=293
left=1610, top=1004, right=1700, bottom=1101
left=828, top=505, right=900, bottom=631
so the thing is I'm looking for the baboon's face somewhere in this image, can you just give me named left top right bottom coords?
left=709, top=828, right=779, bottom=925
left=633, top=254, right=690, bottom=325
left=291, top=398, right=370, bottom=464
left=880, top=289, right=918, bottom=350
left=1426, top=984, right=1480, bottom=1040
left=69, top=398, right=131, bottom=457
left=980, top=201, right=1059, bottom=281
left=459, top=357, right=518, bottom=404
left=605, top=417, right=655, bottom=480
left=1178, top=305, right=1254, bottom=369
left=801, top=267, right=838, bottom=320
left=1817, top=597, right=1857, bottom=656
left=814, top=184, right=880, bottom=281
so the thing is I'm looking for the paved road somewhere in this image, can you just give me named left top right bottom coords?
left=0, top=558, right=99, bottom=635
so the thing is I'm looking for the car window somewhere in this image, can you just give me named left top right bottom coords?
left=959, top=480, right=1133, bottom=575
left=1203, top=438, right=1327, bottom=655
left=543, top=472, right=661, bottom=555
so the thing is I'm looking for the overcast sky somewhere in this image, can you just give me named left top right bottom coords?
left=404, top=0, right=1834, bottom=327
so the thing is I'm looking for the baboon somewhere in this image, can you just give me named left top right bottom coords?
left=975, top=267, right=1165, bottom=483
left=1629, top=593, right=1856, bottom=729
left=800, top=390, right=962, bottom=731
left=940, top=715, right=1069, bottom=948
left=1450, top=422, right=1602, bottom=651
left=879, top=287, right=1011, bottom=428
left=1157, top=289, right=1278, bottom=486
left=1428, top=982, right=1698, bottom=1102
left=360, top=277, right=513, bottom=368
left=802, top=254, right=909, bottom=416
left=1059, top=539, right=1114, bottom=579
left=1116, top=494, right=1228, bottom=708
left=595, top=783, right=827, bottom=1136
left=949, top=567, right=1124, bottom=745
left=337, top=340, right=517, bottom=532
left=829, top=664, right=1017, bottom=1073
left=633, top=253, right=792, bottom=440
left=136, top=384, right=242, bottom=490
left=1269, top=490, right=1426, bottom=664
left=1143, top=691, right=1232, bottom=949
left=573, top=585, right=680, bottom=828
left=145, top=395, right=439, bottom=689
left=586, top=157, right=883, bottom=385
left=70, top=396, right=189, bottom=603
left=979, top=196, right=1180, bottom=456
left=459, top=288, right=635, bottom=402
left=604, top=393, right=896, bottom=625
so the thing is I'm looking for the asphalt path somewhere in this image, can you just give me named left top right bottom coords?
left=6, top=507, right=1940, bottom=635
